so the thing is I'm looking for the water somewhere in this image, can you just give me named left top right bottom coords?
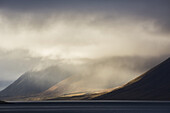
left=0, top=100, right=170, bottom=113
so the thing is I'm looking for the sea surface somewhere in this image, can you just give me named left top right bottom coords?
left=0, top=100, right=170, bottom=113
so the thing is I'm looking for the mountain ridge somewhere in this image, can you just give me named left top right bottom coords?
left=1, top=57, right=170, bottom=101
left=93, top=57, right=170, bottom=100
left=0, top=65, right=72, bottom=99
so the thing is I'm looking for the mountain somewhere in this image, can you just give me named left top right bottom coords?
left=0, top=65, right=72, bottom=99
left=39, top=76, right=84, bottom=99
left=0, top=80, right=13, bottom=91
left=1, top=57, right=169, bottom=101
left=0, top=100, right=5, bottom=103
left=38, top=56, right=154, bottom=100
left=24, top=75, right=105, bottom=101
left=93, top=58, right=170, bottom=100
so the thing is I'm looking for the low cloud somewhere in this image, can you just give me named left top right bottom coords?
left=0, top=0, right=170, bottom=91
left=0, top=12, right=170, bottom=59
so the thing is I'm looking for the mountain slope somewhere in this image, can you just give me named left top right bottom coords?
left=34, top=75, right=103, bottom=100
left=93, top=58, right=170, bottom=100
left=0, top=100, right=5, bottom=103
left=0, top=65, right=72, bottom=99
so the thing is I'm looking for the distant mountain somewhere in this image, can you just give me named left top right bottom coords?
left=0, top=100, right=5, bottom=103
left=93, top=58, right=170, bottom=100
left=0, top=65, right=72, bottom=99
left=39, top=56, right=156, bottom=100
left=1, top=57, right=169, bottom=101
left=39, top=76, right=83, bottom=99
left=39, top=74, right=106, bottom=100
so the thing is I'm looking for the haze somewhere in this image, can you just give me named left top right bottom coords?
left=0, top=0, right=170, bottom=90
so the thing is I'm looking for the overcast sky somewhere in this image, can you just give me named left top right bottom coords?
left=0, top=0, right=170, bottom=90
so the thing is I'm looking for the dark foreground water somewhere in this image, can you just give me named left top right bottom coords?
left=0, top=101, right=170, bottom=113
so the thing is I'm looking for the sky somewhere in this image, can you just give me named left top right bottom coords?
left=0, top=0, right=170, bottom=90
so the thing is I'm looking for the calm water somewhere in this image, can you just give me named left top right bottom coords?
left=0, top=100, right=170, bottom=113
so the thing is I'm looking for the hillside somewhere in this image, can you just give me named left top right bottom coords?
left=0, top=100, right=5, bottom=103
left=0, top=65, right=72, bottom=99
left=93, top=58, right=170, bottom=100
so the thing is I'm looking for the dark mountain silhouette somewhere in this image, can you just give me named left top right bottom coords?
left=93, top=58, right=170, bottom=100
left=0, top=100, right=5, bottom=103
left=0, top=65, right=72, bottom=99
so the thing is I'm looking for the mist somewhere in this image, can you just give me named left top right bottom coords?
left=0, top=0, right=170, bottom=92
left=26, top=55, right=170, bottom=95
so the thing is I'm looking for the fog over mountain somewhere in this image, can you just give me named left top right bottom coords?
left=0, top=55, right=169, bottom=100
left=0, top=0, right=170, bottom=96
left=0, top=65, right=73, bottom=98
left=0, top=81, right=12, bottom=91
left=93, top=58, right=170, bottom=100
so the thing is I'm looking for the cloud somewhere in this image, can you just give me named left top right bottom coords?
left=1, top=0, right=170, bottom=34
left=41, top=55, right=170, bottom=93
left=0, top=0, right=170, bottom=90
left=0, top=12, right=170, bottom=59
left=0, top=49, right=40, bottom=80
